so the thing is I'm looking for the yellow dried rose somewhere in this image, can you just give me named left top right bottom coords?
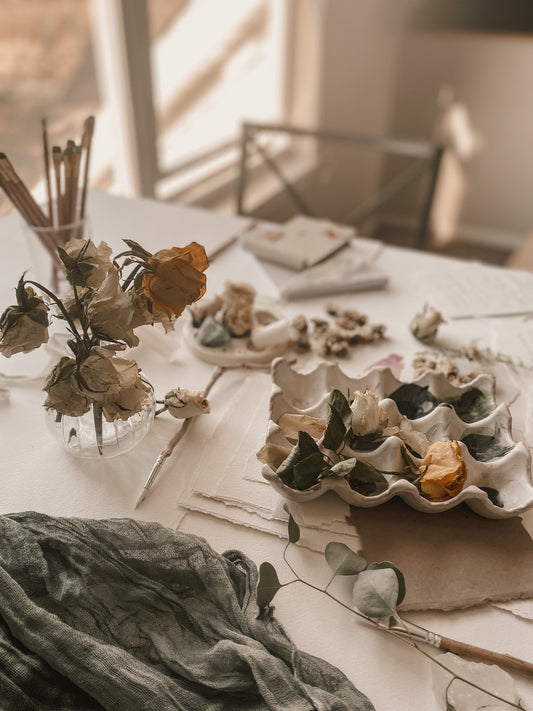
left=419, top=440, right=468, bottom=501
left=142, top=243, right=208, bottom=317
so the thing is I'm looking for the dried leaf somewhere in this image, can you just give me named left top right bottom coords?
left=325, top=542, right=366, bottom=576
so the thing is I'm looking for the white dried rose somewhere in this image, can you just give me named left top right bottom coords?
left=43, top=356, right=92, bottom=417
left=350, top=390, right=388, bottom=437
left=87, top=269, right=139, bottom=347
left=163, top=388, right=210, bottom=418
left=77, top=346, right=150, bottom=421
left=222, top=281, right=256, bottom=337
left=410, top=304, right=444, bottom=342
left=63, top=238, right=113, bottom=288
left=0, top=312, right=49, bottom=358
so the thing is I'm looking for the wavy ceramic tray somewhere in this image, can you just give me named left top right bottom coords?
left=261, top=358, right=533, bottom=519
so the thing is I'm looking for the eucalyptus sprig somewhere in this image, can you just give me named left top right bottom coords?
left=256, top=510, right=528, bottom=710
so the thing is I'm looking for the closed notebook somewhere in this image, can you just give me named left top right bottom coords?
left=242, top=215, right=355, bottom=270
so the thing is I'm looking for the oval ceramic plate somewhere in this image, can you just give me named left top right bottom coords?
left=183, top=309, right=289, bottom=367
left=261, top=358, right=533, bottom=519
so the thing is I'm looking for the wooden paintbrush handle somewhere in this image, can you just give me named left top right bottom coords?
left=440, top=635, right=533, bottom=677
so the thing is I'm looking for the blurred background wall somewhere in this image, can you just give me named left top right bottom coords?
left=1, top=0, right=532, bottom=264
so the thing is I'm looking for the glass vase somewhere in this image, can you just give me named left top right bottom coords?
left=46, top=389, right=156, bottom=459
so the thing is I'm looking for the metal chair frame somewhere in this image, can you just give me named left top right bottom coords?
left=236, top=121, right=444, bottom=250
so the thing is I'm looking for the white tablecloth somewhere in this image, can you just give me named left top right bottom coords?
left=2, top=190, right=533, bottom=710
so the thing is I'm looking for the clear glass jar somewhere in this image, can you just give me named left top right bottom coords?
left=46, top=388, right=156, bottom=459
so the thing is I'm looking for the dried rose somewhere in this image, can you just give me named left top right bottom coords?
left=60, top=239, right=113, bottom=288
left=163, top=388, right=210, bottom=418
left=410, top=304, right=444, bottom=342
left=419, top=440, right=468, bottom=501
left=222, top=281, right=256, bottom=337
left=87, top=270, right=139, bottom=347
left=43, top=356, right=91, bottom=417
left=382, top=416, right=429, bottom=457
left=350, top=390, right=388, bottom=437
left=256, top=443, right=293, bottom=471
left=278, top=413, right=326, bottom=443
left=141, top=243, right=208, bottom=317
left=77, top=346, right=150, bottom=421
left=0, top=285, right=49, bottom=358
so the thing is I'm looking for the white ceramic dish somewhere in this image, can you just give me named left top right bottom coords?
left=182, top=308, right=289, bottom=367
left=261, top=359, right=533, bottom=519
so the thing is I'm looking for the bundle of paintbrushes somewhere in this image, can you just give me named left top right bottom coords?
left=0, top=115, right=94, bottom=260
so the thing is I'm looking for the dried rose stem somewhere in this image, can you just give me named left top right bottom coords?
left=134, top=366, right=227, bottom=508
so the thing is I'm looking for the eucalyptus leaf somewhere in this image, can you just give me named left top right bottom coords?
left=367, top=562, right=406, bottom=605
left=325, top=542, right=367, bottom=576
left=352, top=567, right=399, bottom=619
left=256, top=562, right=282, bottom=610
left=287, top=513, right=300, bottom=543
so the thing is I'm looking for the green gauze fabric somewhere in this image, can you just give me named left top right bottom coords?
left=0, top=512, right=375, bottom=711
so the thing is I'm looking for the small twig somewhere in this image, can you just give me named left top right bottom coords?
left=134, top=366, right=228, bottom=508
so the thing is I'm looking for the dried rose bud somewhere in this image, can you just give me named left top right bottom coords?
left=410, top=304, right=444, bottom=342
left=164, top=388, right=210, bottom=419
left=419, top=440, right=468, bottom=501
left=350, top=390, right=388, bottom=437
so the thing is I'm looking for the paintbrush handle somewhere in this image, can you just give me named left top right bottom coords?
left=440, top=635, right=533, bottom=677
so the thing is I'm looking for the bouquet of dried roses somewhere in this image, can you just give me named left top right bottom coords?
left=0, top=237, right=208, bottom=448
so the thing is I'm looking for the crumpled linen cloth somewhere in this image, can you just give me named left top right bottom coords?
left=0, top=512, right=374, bottom=711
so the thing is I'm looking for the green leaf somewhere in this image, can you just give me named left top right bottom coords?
left=276, top=431, right=324, bottom=488
left=287, top=513, right=300, bottom=543
left=329, top=388, right=353, bottom=429
left=352, top=567, right=399, bottom=619
left=462, top=429, right=512, bottom=461
left=451, top=387, right=493, bottom=423
left=323, top=404, right=346, bottom=451
left=347, top=460, right=388, bottom=496
left=325, top=542, right=367, bottom=576
left=367, top=562, right=406, bottom=605
left=256, top=562, right=282, bottom=610
left=293, top=452, right=327, bottom=490
left=389, top=384, right=439, bottom=420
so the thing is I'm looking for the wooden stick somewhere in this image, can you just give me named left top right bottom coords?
left=79, top=115, right=94, bottom=219
left=135, top=367, right=227, bottom=508
left=41, top=118, right=53, bottom=225
left=69, top=145, right=81, bottom=226
left=52, top=146, right=63, bottom=226
left=0, top=154, right=49, bottom=227
left=63, top=143, right=73, bottom=228
left=440, top=635, right=533, bottom=678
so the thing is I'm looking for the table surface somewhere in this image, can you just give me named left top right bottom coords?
left=2, top=189, right=533, bottom=711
